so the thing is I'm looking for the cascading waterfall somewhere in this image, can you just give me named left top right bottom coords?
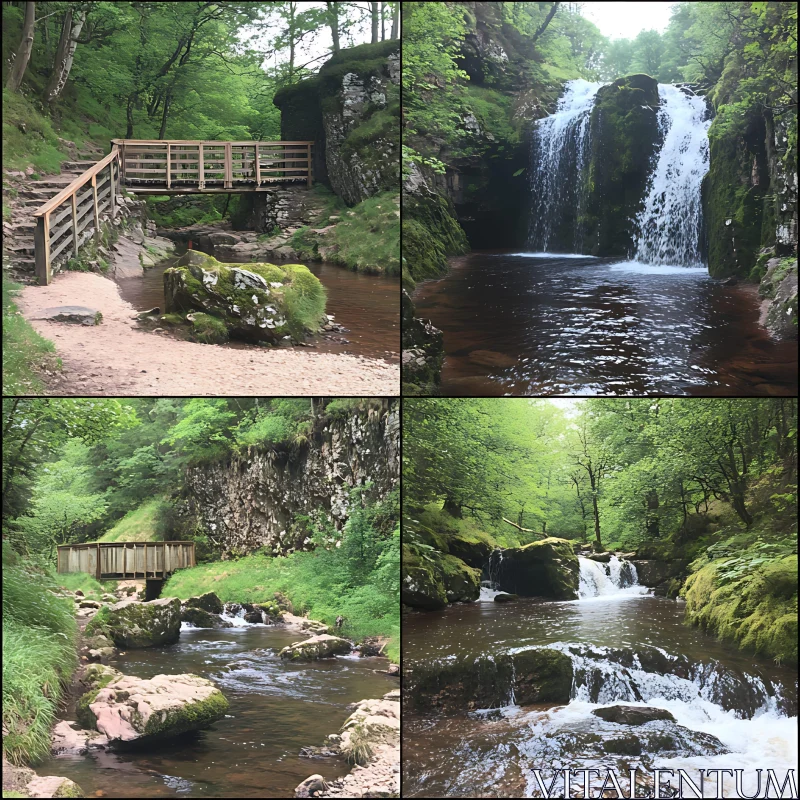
left=578, top=555, right=647, bottom=599
left=527, top=79, right=603, bottom=252
left=527, top=80, right=711, bottom=265
left=633, top=84, right=711, bottom=266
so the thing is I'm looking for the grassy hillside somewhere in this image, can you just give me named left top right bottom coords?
left=97, top=498, right=171, bottom=543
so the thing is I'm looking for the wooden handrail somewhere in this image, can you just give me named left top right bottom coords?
left=111, top=138, right=314, bottom=146
left=33, top=148, right=119, bottom=218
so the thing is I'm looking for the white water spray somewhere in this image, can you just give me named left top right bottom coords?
left=633, top=84, right=711, bottom=266
left=577, top=555, right=648, bottom=599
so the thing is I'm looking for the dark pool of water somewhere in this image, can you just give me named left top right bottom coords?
left=37, top=626, right=392, bottom=798
left=413, top=252, right=798, bottom=396
left=117, top=248, right=400, bottom=362
left=402, top=596, right=799, bottom=798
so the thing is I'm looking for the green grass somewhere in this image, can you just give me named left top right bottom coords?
left=189, top=313, right=229, bottom=345
left=164, top=529, right=400, bottom=663
left=2, top=273, right=59, bottom=395
left=2, top=88, right=65, bottom=175
left=2, top=561, right=78, bottom=765
left=98, top=498, right=171, bottom=542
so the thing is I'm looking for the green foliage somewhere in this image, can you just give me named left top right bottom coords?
left=2, top=563, right=77, bottom=765
left=2, top=274, right=58, bottom=396
left=164, top=490, right=400, bottom=662
left=55, top=572, right=108, bottom=601
left=2, top=89, right=64, bottom=174
left=188, top=313, right=229, bottom=345
left=98, top=498, right=173, bottom=542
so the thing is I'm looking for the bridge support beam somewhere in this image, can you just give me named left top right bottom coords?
left=145, top=579, right=164, bottom=601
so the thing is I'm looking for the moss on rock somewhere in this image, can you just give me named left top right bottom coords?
left=102, top=597, right=181, bottom=649
left=163, top=250, right=326, bottom=343
left=494, top=537, right=579, bottom=600
left=185, top=592, right=223, bottom=614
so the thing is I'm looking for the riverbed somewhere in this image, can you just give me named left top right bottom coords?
left=117, top=246, right=400, bottom=363
left=38, top=625, right=392, bottom=797
left=413, top=252, right=798, bottom=396
left=402, top=594, right=798, bottom=798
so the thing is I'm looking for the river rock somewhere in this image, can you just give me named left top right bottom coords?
left=164, top=250, right=325, bottom=344
left=33, top=306, right=102, bottom=326
left=407, top=647, right=572, bottom=711
left=402, top=546, right=481, bottom=609
left=586, top=551, right=613, bottom=563
left=100, top=597, right=181, bottom=648
left=295, top=774, right=327, bottom=797
left=592, top=705, right=676, bottom=726
left=79, top=600, right=102, bottom=609
left=25, top=775, right=83, bottom=798
left=490, top=538, right=579, bottom=600
left=51, top=720, right=109, bottom=756
left=630, top=559, right=688, bottom=587
left=281, top=612, right=329, bottom=635
left=185, top=592, right=224, bottom=614
left=493, top=593, right=518, bottom=603
left=77, top=673, right=228, bottom=743
left=86, top=634, right=114, bottom=650
left=180, top=606, right=232, bottom=629
left=280, top=634, right=352, bottom=661
left=87, top=647, right=116, bottom=662
left=243, top=610, right=264, bottom=623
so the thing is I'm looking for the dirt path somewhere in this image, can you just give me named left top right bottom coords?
left=19, top=272, right=399, bottom=396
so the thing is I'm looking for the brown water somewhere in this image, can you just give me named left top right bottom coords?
left=117, top=247, right=400, bottom=362
left=37, top=625, right=393, bottom=797
left=403, top=596, right=798, bottom=797
left=413, top=252, right=798, bottom=396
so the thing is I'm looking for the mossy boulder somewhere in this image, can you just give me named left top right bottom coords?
left=102, top=597, right=181, bottom=649
left=77, top=673, right=228, bottom=743
left=406, top=647, right=572, bottom=711
left=401, top=542, right=480, bottom=609
left=592, top=705, right=676, bottom=726
left=180, top=607, right=232, bottom=629
left=278, top=634, right=353, bottom=661
left=401, top=290, right=444, bottom=396
left=24, top=775, right=84, bottom=798
left=439, top=553, right=481, bottom=603
left=185, top=592, right=223, bottom=614
left=492, top=537, right=579, bottom=599
left=163, top=250, right=326, bottom=343
left=582, top=74, right=661, bottom=256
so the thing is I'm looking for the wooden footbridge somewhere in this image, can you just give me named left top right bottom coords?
left=33, top=139, right=313, bottom=284
left=57, top=541, right=195, bottom=581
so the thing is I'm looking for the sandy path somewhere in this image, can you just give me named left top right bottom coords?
left=19, top=272, right=399, bottom=396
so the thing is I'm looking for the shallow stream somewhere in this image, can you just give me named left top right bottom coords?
left=403, top=586, right=798, bottom=798
left=38, top=625, right=392, bottom=797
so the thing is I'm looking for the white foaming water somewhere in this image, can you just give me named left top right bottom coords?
left=634, top=84, right=711, bottom=267
left=479, top=586, right=501, bottom=602
left=507, top=252, right=599, bottom=259
left=527, top=79, right=603, bottom=251
left=609, top=261, right=708, bottom=275
left=219, top=608, right=267, bottom=628
left=577, top=555, right=648, bottom=599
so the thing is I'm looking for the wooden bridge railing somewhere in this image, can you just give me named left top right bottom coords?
left=57, top=541, right=196, bottom=580
left=33, top=148, right=120, bottom=285
left=112, top=139, right=313, bottom=191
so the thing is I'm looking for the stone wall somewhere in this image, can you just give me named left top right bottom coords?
left=180, top=401, right=399, bottom=557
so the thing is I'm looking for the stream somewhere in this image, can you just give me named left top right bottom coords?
left=413, top=252, right=798, bottom=396
left=403, top=559, right=798, bottom=798
left=116, top=244, right=400, bottom=363
left=38, top=624, right=392, bottom=797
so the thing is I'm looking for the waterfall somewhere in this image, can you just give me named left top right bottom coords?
left=578, top=556, right=646, bottom=599
left=527, top=79, right=603, bottom=252
left=633, top=84, right=711, bottom=266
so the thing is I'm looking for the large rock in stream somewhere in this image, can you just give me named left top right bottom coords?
left=163, top=250, right=326, bottom=344
left=180, top=606, right=232, bottom=629
left=405, top=647, right=573, bottom=711
left=92, top=597, right=181, bottom=648
left=491, top=537, right=579, bottom=600
left=279, top=634, right=352, bottom=661
left=185, top=592, right=224, bottom=614
left=401, top=546, right=481, bottom=609
left=76, top=672, right=228, bottom=744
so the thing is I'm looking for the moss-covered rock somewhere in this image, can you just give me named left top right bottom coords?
left=401, top=544, right=448, bottom=610
left=180, top=607, right=231, bottom=629
left=759, top=257, right=798, bottom=337
left=493, top=537, right=580, bottom=599
left=24, top=775, right=84, bottom=798
left=401, top=289, right=443, bottom=396
left=164, top=250, right=326, bottom=344
left=79, top=673, right=228, bottom=743
left=406, top=647, right=572, bottom=711
left=278, top=634, right=352, bottom=661
left=581, top=74, right=661, bottom=256
left=102, top=597, right=181, bottom=649
left=439, top=553, right=481, bottom=603
left=185, top=592, right=223, bottom=614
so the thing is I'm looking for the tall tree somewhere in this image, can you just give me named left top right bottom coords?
left=326, top=1, right=341, bottom=53
left=6, top=1, right=36, bottom=92
left=390, top=1, right=399, bottom=39
left=45, top=4, right=88, bottom=104
left=370, top=2, right=379, bottom=43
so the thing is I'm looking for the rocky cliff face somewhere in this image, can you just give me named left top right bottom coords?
left=181, top=402, right=399, bottom=557
left=274, top=41, right=400, bottom=207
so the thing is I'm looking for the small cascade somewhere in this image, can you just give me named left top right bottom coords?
left=527, top=79, right=603, bottom=252
left=633, top=84, right=711, bottom=266
left=479, top=582, right=501, bottom=602
left=577, top=555, right=646, bottom=599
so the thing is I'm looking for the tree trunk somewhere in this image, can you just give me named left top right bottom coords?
left=45, top=7, right=87, bottom=104
left=531, top=1, right=560, bottom=44
left=588, top=471, right=602, bottom=548
left=327, top=2, right=340, bottom=53
left=391, top=2, right=399, bottom=38
left=126, top=94, right=136, bottom=138
left=443, top=496, right=462, bottom=518
left=158, top=88, right=172, bottom=139
left=380, top=2, right=387, bottom=40
left=370, top=2, right=379, bottom=44
left=6, top=2, right=36, bottom=92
